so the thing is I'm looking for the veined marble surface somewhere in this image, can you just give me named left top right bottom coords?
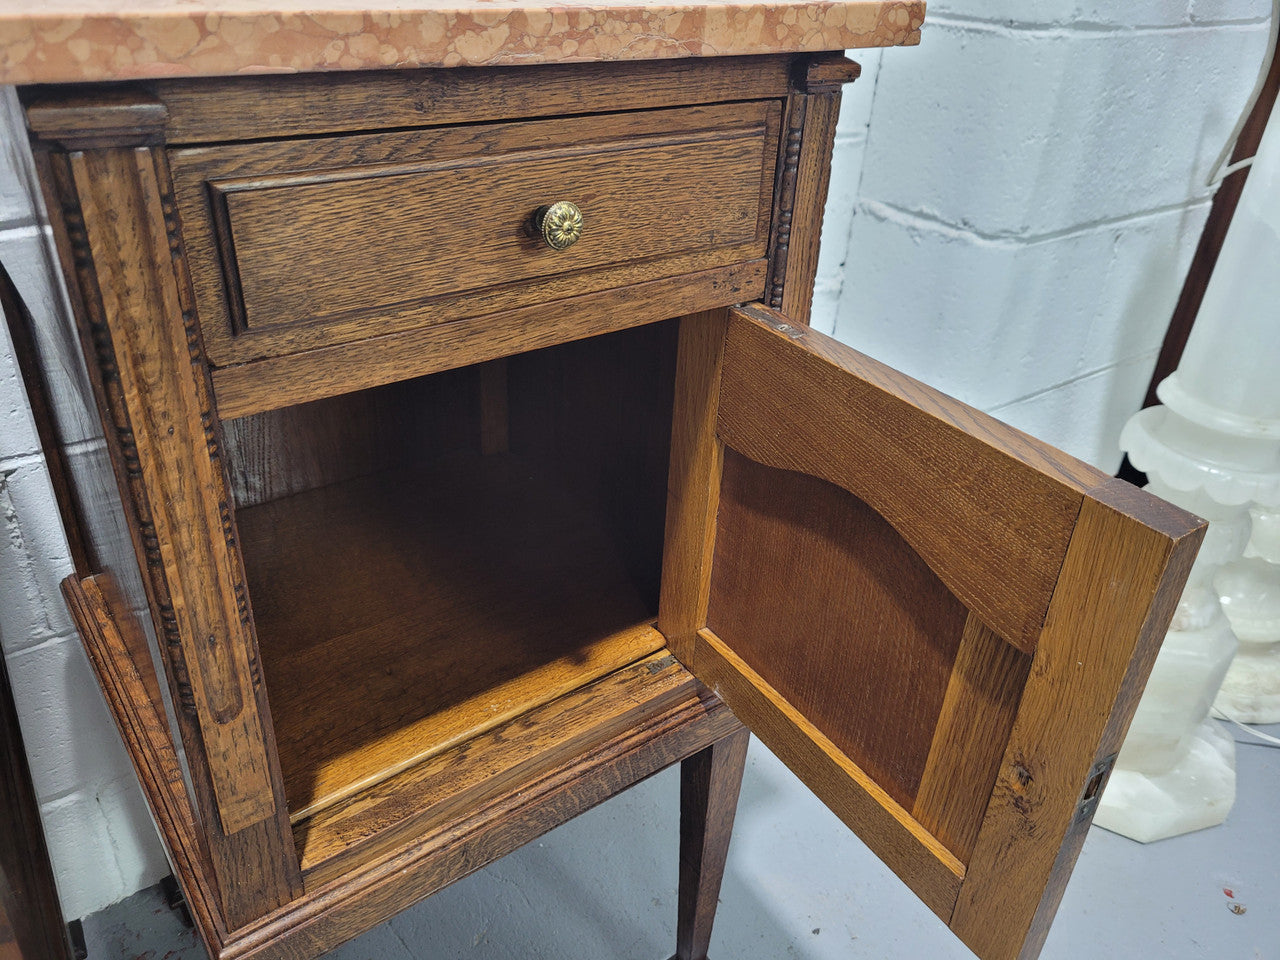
left=0, top=0, right=923, bottom=85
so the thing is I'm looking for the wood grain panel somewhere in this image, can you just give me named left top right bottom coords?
left=171, top=103, right=779, bottom=366
left=296, top=652, right=698, bottom=876
left=236, top=453, right=664, bottom=818
left=913, top=614, right=1031, bottom=862
left=507, top=318, right=678, bottom=608
left=152, top=55, right=795, bottom=144
left=210, top=260, right=765, bottom=420
left=708, top=447, right=968, bottom=808
left=717, top=305, right=1108, bottom=652
left=657, top=310, right=730, bottom=666
left=693, top=629, right=964, bottom=919
left=950, top=480, right=1204, bottom=960
left=222, top=367, right=479, bottom=508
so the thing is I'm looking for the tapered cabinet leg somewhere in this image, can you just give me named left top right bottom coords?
left=672, top=725, right=750, bottom=960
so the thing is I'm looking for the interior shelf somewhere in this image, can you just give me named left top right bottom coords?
left=236, top=451, right=666, bottom=822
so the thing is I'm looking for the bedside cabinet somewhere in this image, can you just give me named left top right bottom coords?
left=10, top=49, right=1202, bottom=960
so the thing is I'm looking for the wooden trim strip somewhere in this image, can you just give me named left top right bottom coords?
left=776, top=89, right=841, bottom=324
left=912, top=613, right=1031, bottom=863
left=657, top=310, right=731, bottom=668
left=296, top=649, right=695, bottom=876
left=62, top=574, right=226, bottom=953
left=693, top=627, right=965, bottom=919
left=148, top=56, right=797, bottom=144
left=211, top=261, right=765, bottom=420
left=70, top=145, right=276, bottom=834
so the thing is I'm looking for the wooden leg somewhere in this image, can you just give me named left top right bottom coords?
left=671, top=725, right=750, bottom=960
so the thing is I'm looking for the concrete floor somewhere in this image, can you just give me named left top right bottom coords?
left=82, top=722, right=1279, bottom=960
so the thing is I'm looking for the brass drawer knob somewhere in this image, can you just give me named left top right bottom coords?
left=534, top=201, right=584, bottom=251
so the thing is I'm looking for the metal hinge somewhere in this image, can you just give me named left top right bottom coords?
left=1075, top=752, right=1119, bottom=824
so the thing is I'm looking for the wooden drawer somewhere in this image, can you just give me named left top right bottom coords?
left=171, top=101, right=782, bottom=370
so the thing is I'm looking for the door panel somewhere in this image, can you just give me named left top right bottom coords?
left=658, top=304, right=1204, bottom=960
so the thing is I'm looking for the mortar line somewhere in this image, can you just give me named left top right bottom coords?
left=986, top=350, right=1159, bottom=413
left=0, top=450, right=47, bottom=472
left=859, top=195, right=1213, bottom=247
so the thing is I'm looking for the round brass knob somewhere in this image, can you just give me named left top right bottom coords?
left=534, top=201, right=584, bottom=251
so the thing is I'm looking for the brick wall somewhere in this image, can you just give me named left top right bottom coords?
left=818, top=0, right=1272, bottom=469
left=0, top=3, right=1272, bottom=916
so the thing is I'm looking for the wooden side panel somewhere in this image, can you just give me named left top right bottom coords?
left=950, top=483, right=1203, bottom=960
left=716, top=305, right=1107, bottom=652
left=39, top=131, right=301, bottom=926
left=707, top=448, right=968, bottom=808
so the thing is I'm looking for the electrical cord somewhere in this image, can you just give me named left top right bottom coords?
left=1212, top=707, right=1280, bottom=747
left=1204, top=0, right=1280, bottom=187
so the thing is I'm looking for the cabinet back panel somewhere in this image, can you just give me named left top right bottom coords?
left=508, top=319, right=678, bottom=608
left=223, top=367, right=480, bottom=508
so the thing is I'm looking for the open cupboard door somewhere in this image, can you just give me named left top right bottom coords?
left=658, top=304, right=1205, bottom=960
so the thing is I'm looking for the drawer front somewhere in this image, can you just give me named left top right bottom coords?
left=171, top=102, right=782, bottom=368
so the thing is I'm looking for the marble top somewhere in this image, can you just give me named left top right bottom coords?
left=0, top=0, right=923, bottom=85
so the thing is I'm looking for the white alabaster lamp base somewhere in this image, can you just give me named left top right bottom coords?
left=1215, top=642, right=1280, bottom=723
left=1214, top=503, right=1280, bottom=722
left=1093, top=719, right=1236, bottom=843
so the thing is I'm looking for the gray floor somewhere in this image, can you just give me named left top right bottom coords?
left=82, top=722, right=1279, bottom=960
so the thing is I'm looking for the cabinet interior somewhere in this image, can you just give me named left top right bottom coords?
left=222, top=320, right=679, bottom=842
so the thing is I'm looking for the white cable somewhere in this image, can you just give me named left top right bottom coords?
left=1212, top=707, right=1280, bottom=747
left=1205, top=0, right=1280, bottom=188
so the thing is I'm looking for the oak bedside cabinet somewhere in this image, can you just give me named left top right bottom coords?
left=3, top=3, right=1204, bottom=959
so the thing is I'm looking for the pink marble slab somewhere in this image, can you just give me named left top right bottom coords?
left=0, top=0, right=923, bottom=85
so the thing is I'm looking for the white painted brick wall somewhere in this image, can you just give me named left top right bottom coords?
left=0, top=88, right=168, bottom=922
left=820, top=1, right=1272, bottom=470
left=0, top=4, right=1272, bottom=915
